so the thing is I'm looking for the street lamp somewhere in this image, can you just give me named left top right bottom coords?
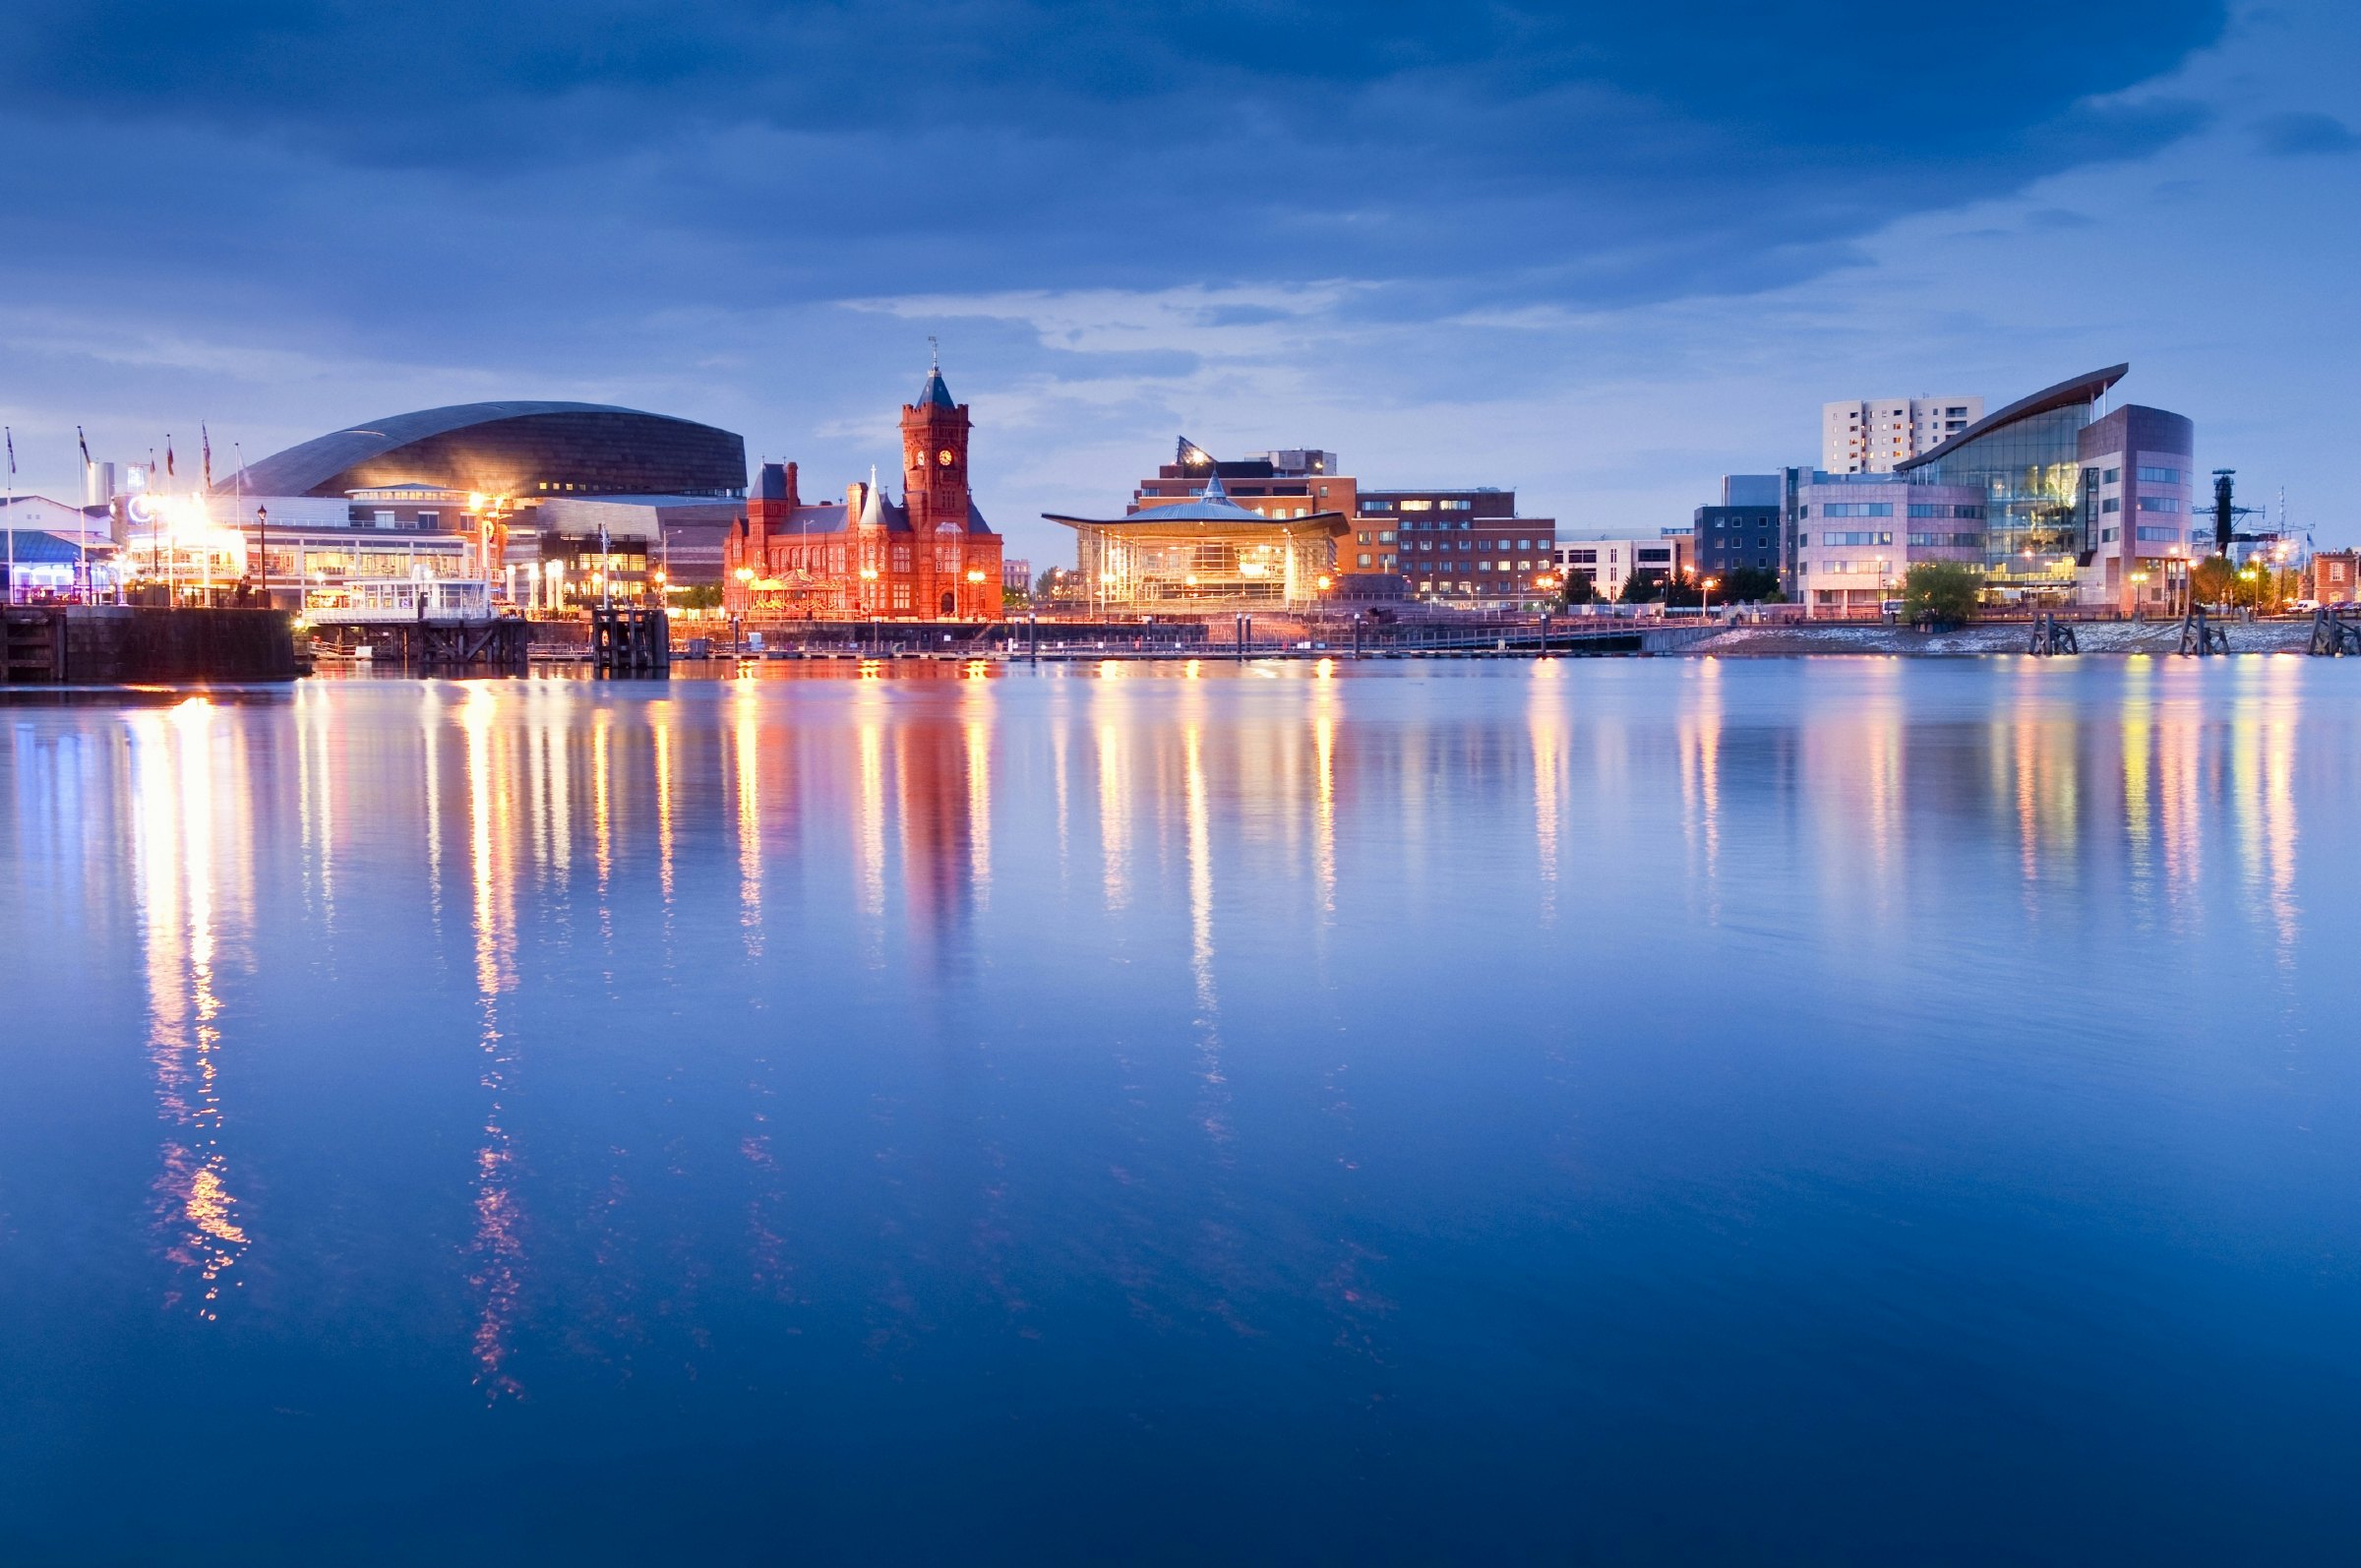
left=1702, top=574, right=1720, bottom=617
left=255, top=506, right=269, bottom=608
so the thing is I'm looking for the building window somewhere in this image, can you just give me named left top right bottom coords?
left=2101, top=499, right=2121, bottom=513
left=2138, top=496, right=2181, bottom=513
left=891, top=582, right=912, bottom=610
left=1358, top=553, right=1371, bottom=568
left=2138, top=466, right=2184, bottom=485
left=2135, top=525, right=2180, bottom=542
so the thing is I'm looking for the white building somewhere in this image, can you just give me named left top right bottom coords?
left=1792, top=474, right=1984, bottom=618
left=1822, top=396, right=1985, bottom=474
left=1551, top=531, right=1692, bottom=601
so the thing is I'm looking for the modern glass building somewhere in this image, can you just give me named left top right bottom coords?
left=1895, top=365, right=2128, bottom=601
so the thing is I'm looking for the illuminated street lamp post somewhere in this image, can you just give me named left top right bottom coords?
left=255, top=506, right=269, bottom=608
left=1702, top=574, right=1720, bottom=619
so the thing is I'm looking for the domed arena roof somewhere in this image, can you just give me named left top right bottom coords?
left=219, top=401, right=747, bottom=499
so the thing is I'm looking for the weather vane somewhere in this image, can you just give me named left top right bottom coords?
left=929, top=334, right=939, bottom=372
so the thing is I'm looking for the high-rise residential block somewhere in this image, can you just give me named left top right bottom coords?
left=1821, top=396, right=1985, bottom=474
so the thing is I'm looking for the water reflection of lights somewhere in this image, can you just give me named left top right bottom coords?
left=1531, top=670, right=1564, bottom=923
left=2231, top=661, right=2303, bottom=962
left=296, top=681, right=338, bottom=929
left=460, top=683, right=523, bottom=1398
left=1183, top=713, right=1231, bottom=1146
left=130, top=698, right=253, bottom=1319
left=963, top=674, right=995, bottom=905
left=652, top=699, right=678, bottom=905
left=1095, top=679, right=1130, bottom=912
left=736, top=687, right=765, bottom=954
left=1676, top=661, right=1722, bottom=903
left=1311, top=671, right=1337, bottom=918
left=856, top=686, right=888, bottom=952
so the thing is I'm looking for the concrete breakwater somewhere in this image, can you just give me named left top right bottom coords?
left=1685, top=620, right=2323, bottom=657
left=1, top=606, right=297, bottom=685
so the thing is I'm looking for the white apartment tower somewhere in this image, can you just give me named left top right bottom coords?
left=1821, top=395, right=1985, bottom=474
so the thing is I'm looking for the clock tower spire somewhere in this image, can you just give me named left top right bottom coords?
left=903, top=345, right=970, bottom=537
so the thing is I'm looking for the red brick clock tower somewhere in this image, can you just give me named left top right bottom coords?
left=900, top=343, right=1000, bottom=618
left=904, top=345, right=971, bottom=535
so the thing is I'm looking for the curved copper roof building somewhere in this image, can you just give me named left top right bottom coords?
left=220, top=401, right=746, bottom=500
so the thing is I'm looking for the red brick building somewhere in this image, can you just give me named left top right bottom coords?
left=2313, top=550, right=2359, bottom=606
left=723, top=360, right=1004, bottom=620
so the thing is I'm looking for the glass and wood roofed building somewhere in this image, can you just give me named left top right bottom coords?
left=1044, top=470, right=1350, bottom=609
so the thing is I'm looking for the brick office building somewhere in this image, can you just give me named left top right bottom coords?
left=722, top=359, right=1004, bottom=621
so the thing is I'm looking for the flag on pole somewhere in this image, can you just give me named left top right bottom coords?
left=166, top=435, right=175, bottom=478
left=6, top=427, right=14, bottom=477
left=78, top=426, right=91, bottom=467
left=202, top=423, right=212, bottom=490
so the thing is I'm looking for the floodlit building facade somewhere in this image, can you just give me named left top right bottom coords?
left=1791, top=366, right=2200, bottom=614
left=190, top=399, right=750, bottom=607
left=1894, top=365, right=2195, bottom=614
left=722, top=363, right=1005, bottom=621
left=1046, top=468, right=1348, bottom=611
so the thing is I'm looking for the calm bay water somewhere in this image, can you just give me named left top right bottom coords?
left=3, top=658, right=2358, bottom=1562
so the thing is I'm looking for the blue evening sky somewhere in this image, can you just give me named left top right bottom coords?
left=0, top=1, right=2353, bottom=561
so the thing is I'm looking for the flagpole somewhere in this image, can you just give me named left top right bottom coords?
left=5, top=425, right=16, bottom=608
left=233, top=441, right=246, bottom=607
left=76, top=440, right=87, bottom=602
left=76, top=426, right=92, bottom=604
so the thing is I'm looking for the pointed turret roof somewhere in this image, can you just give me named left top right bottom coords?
left=859, top=466, right=891, bottom=528
left=916, top=339, right=957, bottom=410
left=916, top=366, right=957, bottom=410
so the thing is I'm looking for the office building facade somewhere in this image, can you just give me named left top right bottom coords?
left=1362, top=488, right=1556, bottom=601
left=1551, top=533, right=1692, bottom=601
left=1793, top=474, right=1985, bottom=616
left=1691, top=474, right=1788, bottom=586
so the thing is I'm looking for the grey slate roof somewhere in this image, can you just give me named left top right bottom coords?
left=916, top=368, right=957, bottom=410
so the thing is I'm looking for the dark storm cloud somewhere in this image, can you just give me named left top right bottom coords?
left=0, top=0, right=2221, bottom=337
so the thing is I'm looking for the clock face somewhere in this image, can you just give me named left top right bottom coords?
left=937, top=449, right=955, bottom=466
